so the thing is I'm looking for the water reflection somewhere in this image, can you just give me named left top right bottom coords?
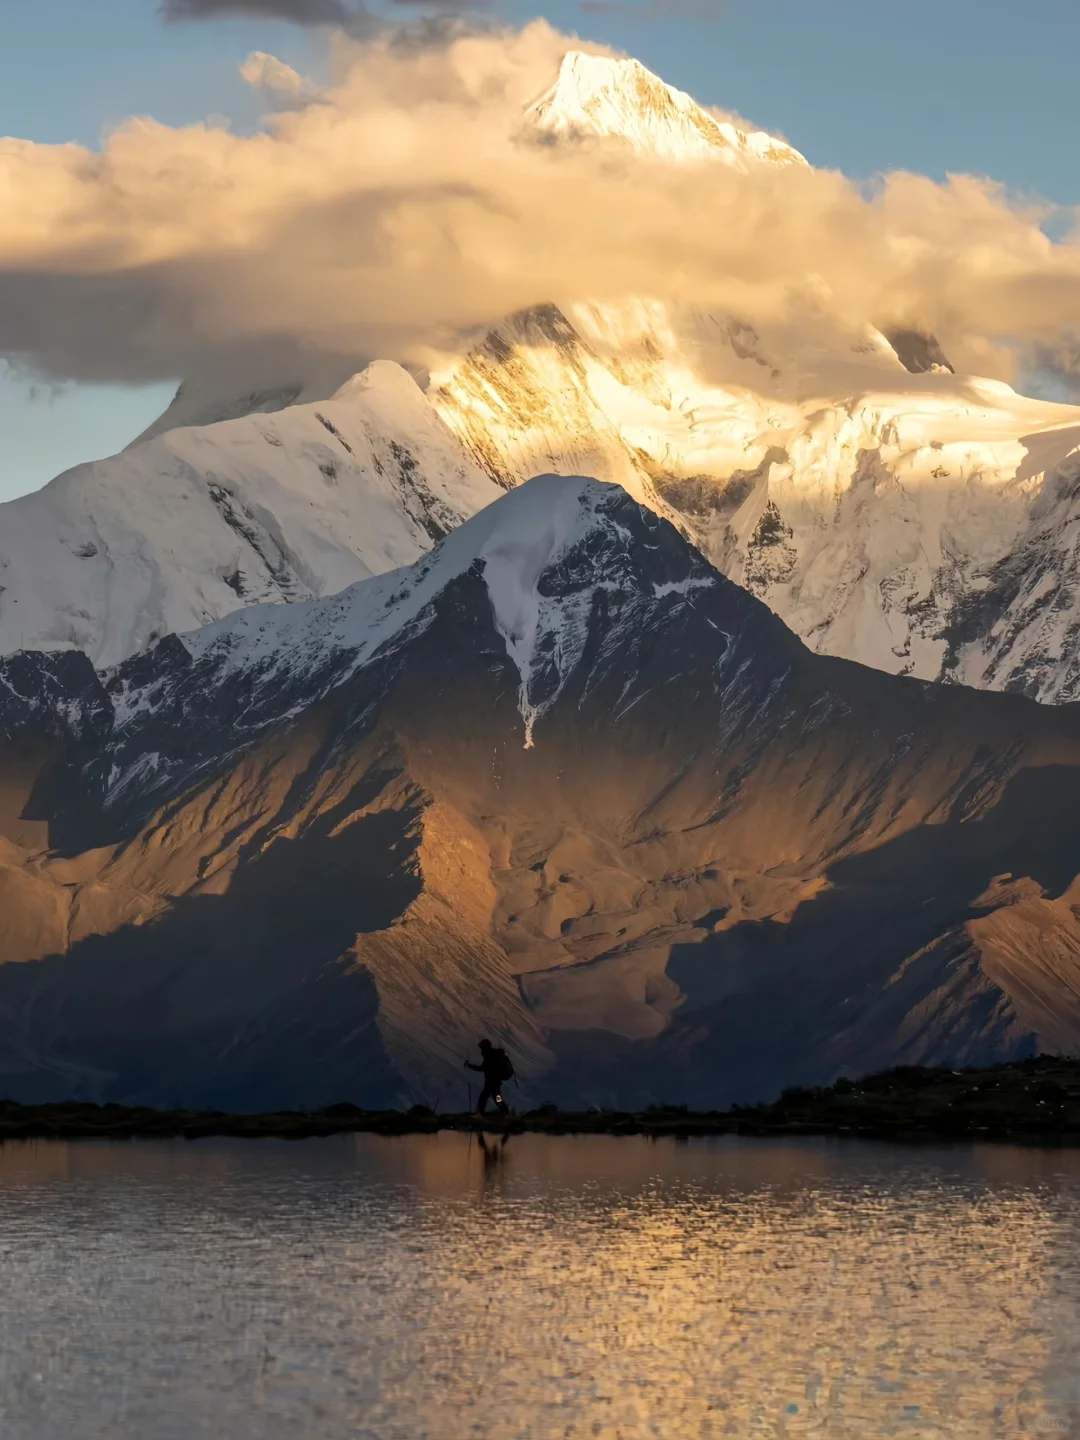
left=0, top=1134, right=1078, bottom=1437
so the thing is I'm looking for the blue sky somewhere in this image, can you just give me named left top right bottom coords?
left=2, top=0, right=1078, bottom=500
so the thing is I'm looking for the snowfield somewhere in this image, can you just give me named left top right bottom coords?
left=0, top=362, right=501, bottom=669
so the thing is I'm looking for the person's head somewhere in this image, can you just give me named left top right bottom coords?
left=479, top=1038, right=491, bottom=1053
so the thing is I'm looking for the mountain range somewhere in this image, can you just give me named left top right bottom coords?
left=2, top=475, right=1080, bottom=1109
left=4, top=52, right=1080, bottom=706
left=4, top=51, right=1080, bottom=1107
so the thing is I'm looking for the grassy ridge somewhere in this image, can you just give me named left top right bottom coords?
left=3, top=1057, right=1080, bottom=1144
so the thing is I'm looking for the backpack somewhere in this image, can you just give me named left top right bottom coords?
left=491, top=1047, right=515, bottom=1084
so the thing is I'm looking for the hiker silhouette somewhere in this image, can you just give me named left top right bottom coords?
left=465, top=1038, right=513, bottom=1116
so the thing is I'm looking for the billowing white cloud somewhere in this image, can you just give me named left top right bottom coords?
left=2, top=20, right=1079, bottom=395
left=240, top=51, right=313, bottom=102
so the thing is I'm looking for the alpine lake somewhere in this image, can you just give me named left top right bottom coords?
left=0, top=1131, right=1078, bottom=1438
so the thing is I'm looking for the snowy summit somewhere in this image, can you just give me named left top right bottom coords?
left=525, top=51, right=807, bottom=167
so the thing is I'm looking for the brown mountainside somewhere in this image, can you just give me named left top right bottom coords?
left=1, top=478, right=1080, bottom=1109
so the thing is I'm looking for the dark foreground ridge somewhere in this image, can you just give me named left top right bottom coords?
left=6, top=1057, right=1080, bottom=1145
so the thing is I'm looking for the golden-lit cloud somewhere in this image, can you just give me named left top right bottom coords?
left=1, top=20, right=1079, bottom=392
left=239, top=51, right=313, bottom=102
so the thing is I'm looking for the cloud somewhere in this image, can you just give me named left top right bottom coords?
left=240, top=50, right=314, bottom=102
left=1022, top=334, right=1080, bottom=402
left=3, top=20, right=1080, bottom=400
left=163, top=0, right=357, bottom=24
left=579, top=0, right=723, bottom=20
left=161, top=0, right=476, bottom=30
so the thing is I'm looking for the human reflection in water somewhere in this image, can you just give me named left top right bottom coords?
left=476, top=1131, right=510, bottom=1188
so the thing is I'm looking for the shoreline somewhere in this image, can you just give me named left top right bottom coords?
left=5, top=1056, right=1080, bottom=1146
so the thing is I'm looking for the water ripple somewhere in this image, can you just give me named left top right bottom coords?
left=0, top=1134, right=1078, bottom=1438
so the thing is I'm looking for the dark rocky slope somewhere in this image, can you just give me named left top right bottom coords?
left=2, top=476, right=1080, bottom=1109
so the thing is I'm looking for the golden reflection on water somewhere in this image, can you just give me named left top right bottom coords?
left=0, top=1134, right=1078, bottom=1438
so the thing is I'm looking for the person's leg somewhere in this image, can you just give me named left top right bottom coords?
left=477, top=1082, right=494, bottom=1114
left=495, top=1091, right=509, bottom=1117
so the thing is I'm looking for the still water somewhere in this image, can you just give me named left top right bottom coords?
left=0, top=1133, right=1078, bottom=1438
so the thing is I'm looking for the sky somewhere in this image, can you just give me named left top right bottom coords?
left=1, top=0, right=1079, bottom=500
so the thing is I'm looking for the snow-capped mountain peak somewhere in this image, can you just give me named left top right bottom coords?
left=525, top=51, right=806, bottom=167
left=165, top=474, right=718, bottom=752
left=119, top=51, right=807, bottom=448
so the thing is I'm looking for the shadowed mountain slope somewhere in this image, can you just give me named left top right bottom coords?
left=2, top=476, right=1080, bottom=1109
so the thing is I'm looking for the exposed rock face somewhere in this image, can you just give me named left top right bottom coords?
left=2, top=477, right=1080, bottom=1109
left=885, top=330, right=955, bottom=375
left=0, top=649, right=110, bottom=743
